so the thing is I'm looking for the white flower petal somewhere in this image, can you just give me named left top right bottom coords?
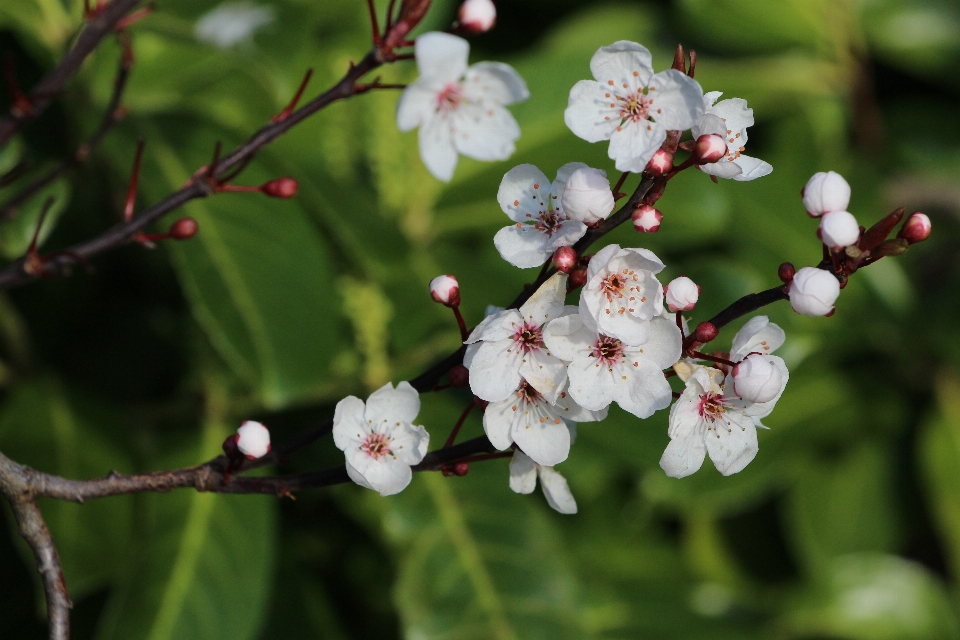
left=659, top=433, right=707, bottom=478
left=482, top=396, right=519, bottom=450
left=390, top=422, right=429, bottom=465
left=731, top=356, right=789, bottom=420
left=589, top=41, right=653, bottom=88
left=705, top=413, right=758, bottom=476
left=465, top=308, right=520, bottom=344
left=453, top=103, right=520, bottom=162
left=544, top=220, right=589, bottom=253
left=512, top=404, right=571, bottom=467
left=537, top=466, right=577, bottom=514
left=730, top=316, right=785, bottom=360
left=345, top=459, right=376, bottom=490
left=493, top=224, right=553, bottom=268
left=708, top=97, right=754, bottom=138
left=608, top=121, right=665, bottom=172
left=698, top=160, right=743, bottom=179
left=691, top=112, right=726, bottom=139
left=628, top=315, right=682, bottom=370
left=332, top=396, right=367, bottom=451
left=364, top=381, right=421, bottom=425
left=554, top=389, right=608, bottom=422
left=519, top=349, right=567, bottom=404
left=615, top=362, right=673, bottom=419
left=542, top=314, right=594, bottom=362
left=419, top=114, right=458, bottom=181
left=468, top=340, right=524, bottom=402
left=415, top=32, right=469, bottom=83
left=359, top=455, right=415, bottom=496
left=396, top=80, right=439, bottom=132
left=518, top=272, right=567, bottom=325
left=509, top=451, right=537, bottom=494
left=666, top=388, right=705, bottom=439
left=552, top=162, right=591, bottom=204
left=463, top=62, right=529, bottom=105
left=647, top=69, right=704, bottom=130
left=564, top=80, right=620, bottom=143
left=566, top=356, right=617, bottom=412
left=731, top=155, right=772, bottom=181
left=497, top=164, right=552, bottom=222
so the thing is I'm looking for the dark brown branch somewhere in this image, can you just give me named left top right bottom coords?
left=707, top=285, right=789, bottom=332
left=0, top=0, right=144, bottom=152
left=0, top=34, right=133, bottom=221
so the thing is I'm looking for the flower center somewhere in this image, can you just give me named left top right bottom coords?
left=618, top=92, right=652, bottom=122
left=516, top=381, right=542, bottom=404
left=513, top=322, right=544, bottom=353
left=535, top=210, right=564, bottom=236
left=436, top=82, right=464, bottom=113
left=698, top=393, right=727, bottom=422
left=601, top=272, right=626, bottom=300
left=361, top=432, right=392, bottom=459
left=591, top=334, right=623, bottom=365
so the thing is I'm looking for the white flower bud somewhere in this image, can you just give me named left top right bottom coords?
left=789, top=267, right=840, bottom=316
left=430, top=274, right=460, bottom=307
left=802, top=171, right=850, bottom=217
left=631, top=204, right=662, bottom=233
left=560, top=167, right=614, bottom=225
left=664, top=276, right=699, bottom=312
left=819, top=210, right=860, bottom=249
left=695, top=134, right=727, bottom=164
left=237, top=420, right=271, bottom=459
left=732, top=354, right=783, bottom=404
left=646, top=149, right=673, bottom=176
left=458, top=0, right=496, bottom=33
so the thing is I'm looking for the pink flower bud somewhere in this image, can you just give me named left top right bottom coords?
left=694, top=134, right=726, bottom=164
left=732, top=354, right=783, bottom=404
left=789, top=267, right=839, bottom=316
left=458, top=0, right=495, bottom=33
left=430, top=274, right=460, bottom=307
left=664, top=276, right=699, bottom=312
left=802, top=171, right=850, bottom=217
left=453, top=461, right=470, bottom=476
left=632, top=204, right=662, bottom=233
left=569, top=265, right=588, bottom=289
left=646, top=149, right=673, bottom=176
left=900, top=212, right=931, bottom=244
left=561, top=167, right=614, bottom=224
left=778, top=262, right=796, bottom=283
left=818, top=210, right=860, bottom=249
left=169, top=217, right=198, bottom=240
left=552, top=246, right=577, bottom=273
left=449, top=364, right=469, bottom=388
left=262, top=177, right=299, bottom=198
left=694, top=321, right=718, bottom=344
left=236, top=420, right=271, bottom=459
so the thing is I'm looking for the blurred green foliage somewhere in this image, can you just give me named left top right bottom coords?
left=0, top=0, right=959, bottom=638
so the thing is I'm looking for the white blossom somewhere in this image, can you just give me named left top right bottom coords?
left=729, top=315, right=785, bottom=361
left=458, top=0, right=496, bottom=33
left=802, top=171, right=850, bottom=217
left=564, top=41, right=704, bottom=172
left=543, top=312, right=681, bottom=418
left=396, top=32, right=528, bottom=182
left=578, top=244, right=667, bottom=346
left=195, top=1, right=274, bottom=48
left=819, top=210, right=860, bottom=249
left=429, top=274, right=460, bottom=306
left=691, top=92, right=772, bottom=181
left=332, top=382, right=429, bottom=496
left=509, top=450, right=577, bottom=514
left=789, top=267, right=840, bottom=316
left=664, top=276, right=699, bottom=312
left=493, top=164, right=590, bottom=268
left=483, top=380, right=606, bottom=466
left=560, top=166, right=615, bottom=225
left=732, top=354, right=783, bottom=404
left=464, top=273, right=569, bottom=403
left=236, top=420, right=271, bottom=458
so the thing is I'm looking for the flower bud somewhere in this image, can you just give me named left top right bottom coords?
left=646, top=149, right=673, bottom=176
left=802, top=171, right=850, bottom=217
left=169, top=217, right=198, bottom=240
left=262, top=177, right=298, bottom=198
left=818, top=210, right=860, bottom=249
left=694, top=321, right=718, bottom=344
left=552, top=246, right=577, bottom=273
left=561, top=167, right=614, bottom=225
left=789, top=267, right=839, bottom=316
left=664, top=276, right=699, bottom=312
left=899, top=212, right=931, bottom=244
left=453, top=462, right=470, bottom=476
left=632, top=204, right=662, bottom=233
left=236, top=420, right=271, bottom=459
left=732, top=354, right=783, bottom=404
left=458, top=0, right=495, bottom=33
left=449, top=364, right=469, bottom=388
left=778, top=262, right=795, bottom=283
left=694, top=134, right=726, bottom=164
left=569, top=265, right=588, bottom=289
left=430, top=274, right=460, bottom=307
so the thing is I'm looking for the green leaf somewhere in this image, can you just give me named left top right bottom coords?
left=94, top=419, right=277, bottom=640
left=375, top=462, right=591, bottom=640
left=0, top=378, right=134, bottom=599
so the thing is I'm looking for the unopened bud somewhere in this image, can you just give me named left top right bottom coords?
left=899, top=212, right=931, bottom=244
left=222, top=433, right=240, bottom=459
left=694, top=134, right=726, bottom=164
left=632, top=204, right=662, bottom=233
left=430, top=274, right=460, bottom=307
left=778, top=262, right=796, bottom=283
left=873, top=238, right=909, bottom=258
left=732, top=354, right=783, bottom=404
left=458, top=0, right=495, bottom=33
left=262, top=177, right=298, bottom=198
left=169, top=217, right=198, bottom=240
left=789, top=267, right=839, bottom=317
left=449, top=364, right=469, bottom=388
left=569, top=265, right=588, bottom=289
left=664, top=276, right=699, bottom=312
left=552, top=246, right=577, bottom=273
left=802, top=171, right=850, bottom=217
left=385, top=0, right=432, bottom=48
left=453, top=462, right=470, bottom=476
left=236, top=420, right=271, bottom=459
left=561, top=167, right=614, bottom=225
left=818, top=210, right=860, bottom=249
left=646, top=149, right=673, bottom=176
left=694, top=321, right=717, bottom=344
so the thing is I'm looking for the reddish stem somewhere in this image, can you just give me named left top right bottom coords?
left=385, top=0, right=398, bottom=29
left=123, top=140, right=145, bottom=221
left=675, top=311, right=684, bottom=336
left=444, top=400, right=475, bottom=449
left=688, top=350, right=736, bottom=368
left=272, top=69, right=313, bottom=123
left=366, top=0, right=381, bottom=45
left=612, top=171, right=630, bottom=199
left=452, top=305, right=469, bottom=341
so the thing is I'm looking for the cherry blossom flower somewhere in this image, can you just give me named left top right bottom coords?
left=728, top=315, right=785, bottom=361
left=819, top=210, right=860, bottom=249
left=578, top=244, right=667, bottom=346
left=483, top=380, right=606, bottom=466
left=396, top=32, right=528, bottom=182
left=560, top=167, right=615, bottom=225
left=789, top=267, right=840, bottom=316
left=509, top=450, right=577, bottom=514
left=564, top=41, right=704, bottom=172
left=493, top=164, right=592, bottom=268
left=632, top=204, right=662, bottom=232
left=464, top=273, right=569, bottom=403
left=333, top=382, right=429, bottom=496
left=236, top=420, right=271, bottom=458
left=543, top=312, right=681, bottom=418
left=195, top=2, right=274, bottom=48
left=802, top=171, right=850, bottom=217
left=691, top=92, right=772, bottom=181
